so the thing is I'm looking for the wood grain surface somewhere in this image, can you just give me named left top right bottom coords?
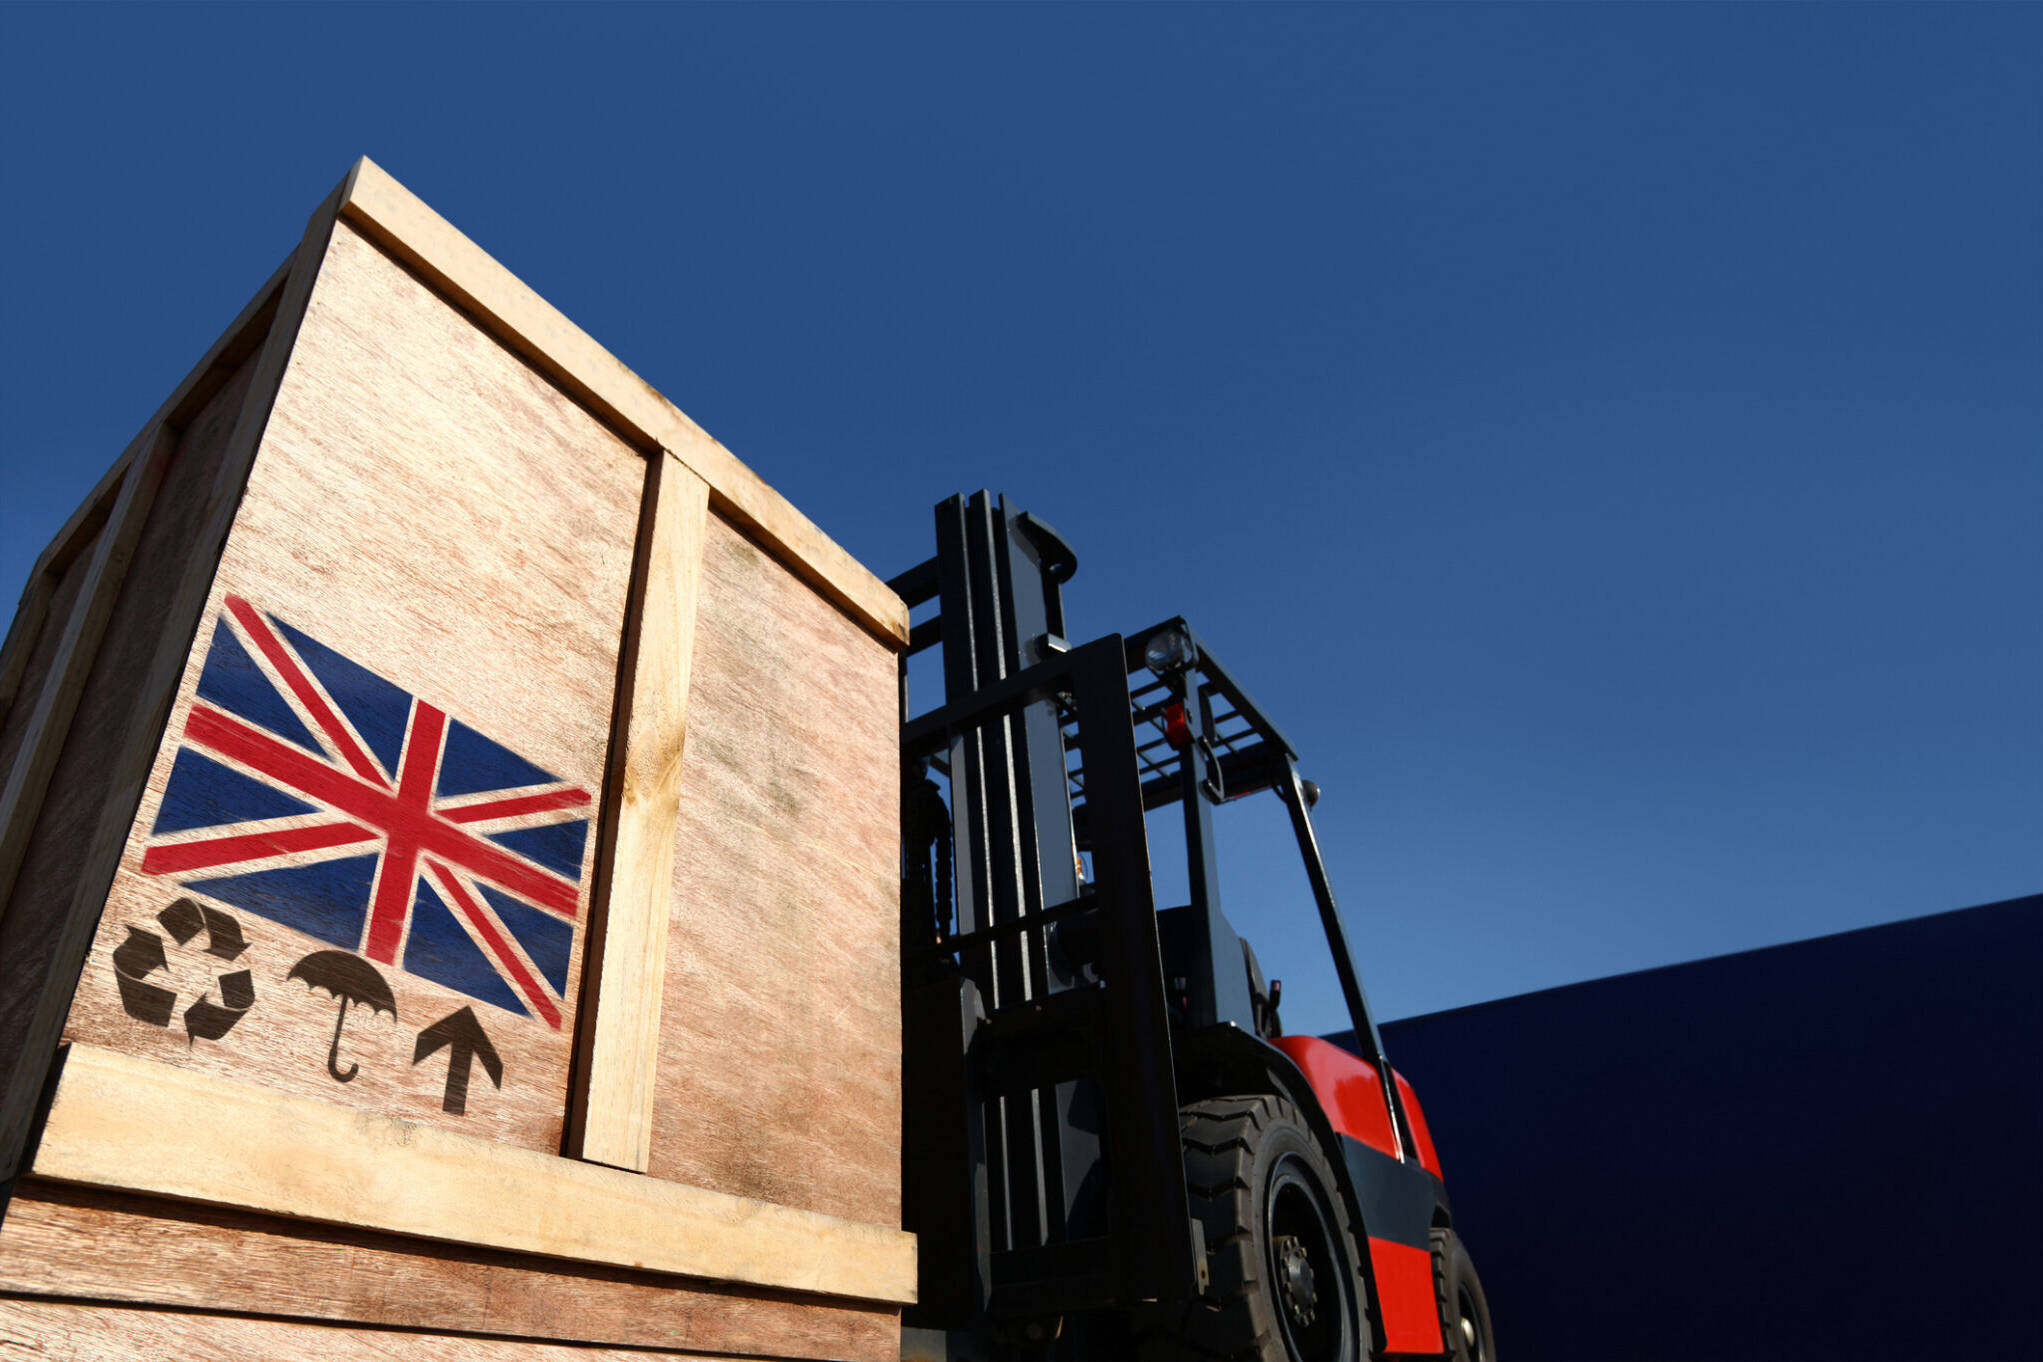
left=0, top=249, right=287, bottom=749
left=0, top=1182, right=899, bottom=1361
left=57, top=220, right=645, bottom=1153
left=0, top=451, right=129, bottom=731
left=0, top=349, right=264, bottom=1175
left=572, top=453, right=709, bottom=1173
left=0, top=573, right=57, bottom=731
left=0, top=426, right=175, bottom=918
left=336, top=157, right=908, bottom=650
left=5, top=452, right=129, bottom=628
left=30, top=1045, right=917, bottom=1306
left=5, top=171, right=911, bottom=1359
left=0, top=250, right=288, bottom=700
left=0, top=180, right=341, bottom=1181
left=647, top=517, right=902, bottom=1228
left=0, top=1297, right=777, bottom=1362
left=0, top=1182, right=898, bottom=1361
left=0, top=537, right=94, bottom=799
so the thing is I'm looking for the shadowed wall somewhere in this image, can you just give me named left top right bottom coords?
left=1330, top=893, right=2043, bottom=1361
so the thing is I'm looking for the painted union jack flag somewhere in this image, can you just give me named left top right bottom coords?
left=141, top=595, right=591, bottom=1028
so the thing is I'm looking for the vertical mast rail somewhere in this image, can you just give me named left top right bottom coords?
left=1067, top=638, right=1199, bottom=1304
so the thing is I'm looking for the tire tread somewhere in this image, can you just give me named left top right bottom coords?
left=1135, top=1094, right=1365, bottom=1362
left=1429, top=1228, right=1497, bottom=1362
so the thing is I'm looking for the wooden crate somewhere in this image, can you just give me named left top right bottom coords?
left=0, top=158, right=912, bottom=1360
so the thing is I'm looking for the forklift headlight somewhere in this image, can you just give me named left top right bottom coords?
left=1143, top=628, right=1197, bottom=676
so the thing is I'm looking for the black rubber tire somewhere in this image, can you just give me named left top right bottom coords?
left=1431, top=1229, right=1497, bottom=1362
left=1137, top=1095, right=1367, bottom=1362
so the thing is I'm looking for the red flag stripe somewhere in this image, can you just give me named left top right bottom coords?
left=442, top=788, right=593, bottom=824
left=225, top=595, right=389, bottom=787
left=361, top=701, right=448, bottom=964
left=140, top=819, right=378, bottom=876
left=428, top=860, right=562, bottom=1029
left=183, top=703, right=581, bottom=919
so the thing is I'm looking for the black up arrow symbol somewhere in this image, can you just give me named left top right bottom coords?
left=412, top=1006, right=503, bottom=1115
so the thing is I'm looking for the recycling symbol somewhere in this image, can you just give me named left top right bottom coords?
left=111, top=897, right=256, bottom=1041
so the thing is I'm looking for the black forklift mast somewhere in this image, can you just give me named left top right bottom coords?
left=892, top=492, right=1417, bottom=1338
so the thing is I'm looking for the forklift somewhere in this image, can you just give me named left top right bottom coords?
left=891, top=494, right=1495, bottom=1362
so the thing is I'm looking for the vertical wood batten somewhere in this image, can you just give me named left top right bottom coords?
left=572, top=451, right=710, bottom=1172
left=0, top=425, right=175, bottom=920
left=0, top=446, right=133, bottom=727
left=0, top=174, right=353, bottom=1179
left=27, top=455, right=132, bottom=576
left=0, top=574, right=56, bottom=726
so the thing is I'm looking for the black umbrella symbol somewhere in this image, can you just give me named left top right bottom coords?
left=287, top=950, right=397, bottom=1083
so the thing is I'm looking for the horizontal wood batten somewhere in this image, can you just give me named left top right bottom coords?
left=32, top=1044, right=917, bottom=1307
left=335, top=156, right=908, bottom=651
left=0, top=1299, right=760, bottom=1361
left=0, top=1181, right=901, bottom=1361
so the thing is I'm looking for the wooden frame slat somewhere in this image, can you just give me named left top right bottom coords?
left=0, top=1181, right=901, bottom=1360
left=32, top=1044, right=918, bottom=1307
left=7, top=445, right=128, bottom=628
left=0, top=424, right=175, bottom=920
left=571, top=452, right=710, bottom=1173
left=334, top=157, right=908, bottom=651
left=0, top=1297, right=763, bottom=1361
left=0, top=572, right=56, bottom=725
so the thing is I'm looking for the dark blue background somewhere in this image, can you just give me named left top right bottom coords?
left=4, top=5, right=2038, bottom=1028
left=1363, top=894, right=2043, bottom=1361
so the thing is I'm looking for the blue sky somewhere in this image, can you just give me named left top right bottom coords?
left=3, top=5, right=2037, bottom=1033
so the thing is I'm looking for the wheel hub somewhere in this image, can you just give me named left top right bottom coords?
left=1458, top=1285, right=1483, bottom=1359
left=1274, top=1233, right=1318, bottom=1329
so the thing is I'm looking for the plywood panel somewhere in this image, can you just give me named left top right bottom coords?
left=0, top=354, right=259, bottom=1147
left=647, top=517, right=901, bottom=1227
left=0, top=1182, right=900, bottom=1361
left=0, top=1298, right=761, bottom=1362
left=336, top=158, right=908, bottom=651
left=0, top=207, right=326, bottom=1179
left=59, top=221, right=645, bottom=1153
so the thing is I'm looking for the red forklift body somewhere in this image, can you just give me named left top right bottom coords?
left=1274, top=1035, right=1447, bottom=1353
